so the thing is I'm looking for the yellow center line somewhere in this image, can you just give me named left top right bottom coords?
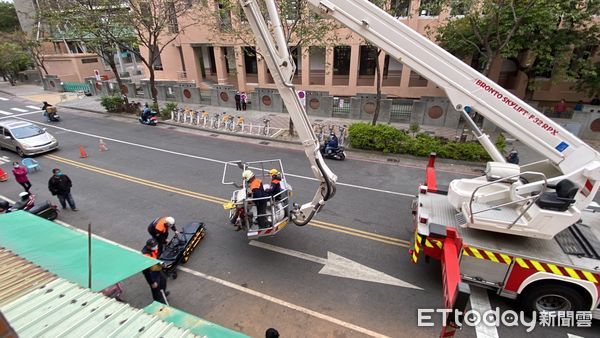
left=45, top=154, right=410, bottom=247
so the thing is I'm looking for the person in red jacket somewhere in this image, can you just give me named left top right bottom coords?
left=12, top=162, right=31, bottom=192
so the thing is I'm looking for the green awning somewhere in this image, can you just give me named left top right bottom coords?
left=144, top=302, right=250, bottom=337
left=0, top=211, right=158, bottom=292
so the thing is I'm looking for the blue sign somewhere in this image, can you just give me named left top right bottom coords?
left=556, top=141, right=569, bottom=152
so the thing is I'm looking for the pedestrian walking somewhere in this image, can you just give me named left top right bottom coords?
left=48, top=168, right=77, bottom=211
left=241, top=91, right=248, bottom=111
left=12, top=161, right=31, bottom=192
left=234, top=91, right=242, bottom=111
left=142, top=239, right=170, bottom=304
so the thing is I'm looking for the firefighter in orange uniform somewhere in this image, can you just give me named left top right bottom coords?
left=147, top=216, right=176, bottom=255
left=242, top=170, right=268, bottom=229
left=142, top=239, right=169, bottom=303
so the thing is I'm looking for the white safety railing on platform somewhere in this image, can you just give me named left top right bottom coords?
left=169, top=109, right=284, bottom=137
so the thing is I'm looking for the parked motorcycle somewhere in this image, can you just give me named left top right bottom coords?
left=0, top=193, right=59, bottom=221
left=139, top=110, right=158, bottom=126
left=319, top=144, right=346, bottom=161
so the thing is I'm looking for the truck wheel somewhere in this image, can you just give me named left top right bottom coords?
left=520, top=283, right=589, bottom=314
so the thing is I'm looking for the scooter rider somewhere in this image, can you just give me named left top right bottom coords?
left=147, top=216, right=177, bottom=255
left=41, top=101, right=57, bottom=121
left=141, top=103, right=151, bottom=123
left=325, top=132, right=339, bottom=154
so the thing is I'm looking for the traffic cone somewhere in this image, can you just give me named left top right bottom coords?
left=79, top=145, right=88, bottom=158
left=99, top=139, right=108, bottom=152
left=0, top=167, right=8, bottom=182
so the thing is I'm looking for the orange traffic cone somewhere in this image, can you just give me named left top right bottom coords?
left=79, top=145, right=88, bottom=158
left=0, top=168, right=8, bottom=182
left=99, top=139, right=108, bottom=152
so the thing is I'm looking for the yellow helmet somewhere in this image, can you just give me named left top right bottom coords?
left=242, top=170, right=254, bottom=181
left=269, top=168, right=280, bottom=176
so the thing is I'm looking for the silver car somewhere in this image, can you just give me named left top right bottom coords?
left=0, top=120, right=59, bottom=157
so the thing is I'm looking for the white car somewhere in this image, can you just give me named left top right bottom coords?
left=0, top=120, right=59, bottom=157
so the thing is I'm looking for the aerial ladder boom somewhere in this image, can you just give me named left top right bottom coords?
left=239, top=0, right=337, bottom=226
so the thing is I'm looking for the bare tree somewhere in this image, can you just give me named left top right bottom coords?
left=113, top=0, right=198, bottom=109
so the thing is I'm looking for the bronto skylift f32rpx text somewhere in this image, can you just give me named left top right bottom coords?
left=239, top=0, right=600, bottom=335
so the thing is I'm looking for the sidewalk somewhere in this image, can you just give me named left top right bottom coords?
left=2, top=81, right=596, bottom=171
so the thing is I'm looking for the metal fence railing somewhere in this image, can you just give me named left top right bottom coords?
left=62, top=82, right=91, bottom=93
left=390, top=99, right=413, bottom=122
left=332, top=97, right=350, bottom=117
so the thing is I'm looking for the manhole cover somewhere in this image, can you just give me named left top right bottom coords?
left=209, top=134, right=219, bottom=137
left=259, top=141, right=270, bottom=145
left=387, top=158, right=399, bottom=162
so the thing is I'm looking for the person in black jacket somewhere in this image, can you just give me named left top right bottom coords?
left=141, top=239, right=169, bottom=303
left=48, top=168, right=77, bottom=211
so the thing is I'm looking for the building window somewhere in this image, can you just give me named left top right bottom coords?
left=419, top=0, right=443, bottom=17
left=243, top=47, right=257, bottom=74
left=408, top=70, right=428, bottom=87
left=390, top=0, right=409, bottom=17
left=333, top=45, right=351, bottom=76
left=359, top=45, right=378, bottom=76
left=152, top=46, right=163, bottom=70
left=450, top=0, right=468, bottom=16
left=167, top=2, right=179, bottom=33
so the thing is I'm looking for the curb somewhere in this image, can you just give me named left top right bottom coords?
left=58, top=104, right=486, bottom=170
left=59, top=104, right=303, bottom=145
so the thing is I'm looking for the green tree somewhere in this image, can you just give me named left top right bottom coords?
left=432, top=0, right=600, bottom=99
left=0, top=42, right=32, bottom=85
left=575, top=61, right=600, bottom=99
left=0, top=2, right=20, bottom=33
left=42, top=0, right=137, bottom=104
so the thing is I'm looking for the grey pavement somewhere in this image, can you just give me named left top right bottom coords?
left=0, top=94, right=597, bottom=337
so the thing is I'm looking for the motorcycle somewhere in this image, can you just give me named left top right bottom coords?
left=139, top=110, right=158, bottom=126
left=0, top=193, right=59, bottom=221
left=319, top=144, right=346, bottom=161
left=44, top=106, right=60, bottom=122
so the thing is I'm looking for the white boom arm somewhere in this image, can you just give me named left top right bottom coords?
left=305, top=0, right=600, bottom=177
left=239, top=0, right=337, bottom=225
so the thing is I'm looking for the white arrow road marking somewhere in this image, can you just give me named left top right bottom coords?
left=250, top=240, right=423, bottom=290
left=0, top=110, right=11, bottom=115
left=567, top=334, right=584, bottom=338
left=10, top=108, right=27, bottom=112
left=26, top=105, right=41, bottom=110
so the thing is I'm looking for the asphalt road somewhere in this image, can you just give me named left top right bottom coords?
left=0, top=96, right=598, bottom=338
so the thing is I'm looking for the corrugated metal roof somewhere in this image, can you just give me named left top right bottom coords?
left=0, top=249, right=197, bottom=338
left=0, top=248, right=56, bottom=305
left=1, top=278, right=197, bottom=338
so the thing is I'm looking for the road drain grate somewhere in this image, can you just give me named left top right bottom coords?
left=259, top=141, right=270, bottom=145
left=167, top=126, right=176, bottom=129
left=209, top=134, right=219, bottom=137
left=387, top=158, right=399, bottom=162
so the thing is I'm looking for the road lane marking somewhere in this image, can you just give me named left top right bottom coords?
left=0, top=97, right=8, bottom=101
left=26, top=105, right=41, bottom=110
left=18, top=116, right=421, bottom=198
left=10, top=107, right=28, bottom=112
left=0, top=110, right=11, bottom=115
left=45, top=154, right=410, bottom=247
left=178, top=266, right=390, bottom=338
left=250, top=240, right=422, bottom=289
left=0, top=111, right=40, bottom=120
left=470, top=288, right=499, bottom=338
left=0, top=198, right=388, bottom=338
